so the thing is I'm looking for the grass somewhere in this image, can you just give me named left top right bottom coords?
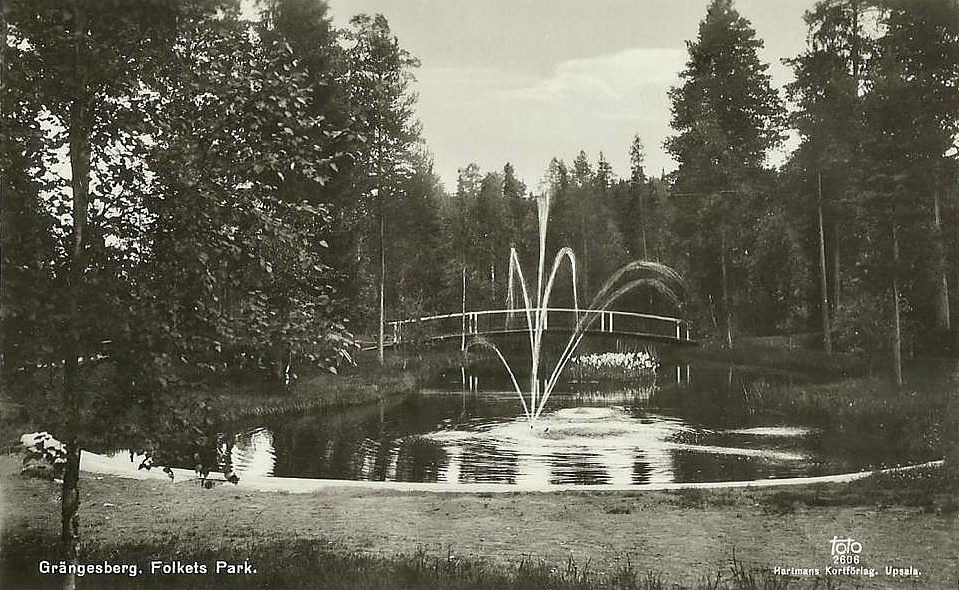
left=812, top=463, right=958, bottom=513
left=753, top=375, right=959, bottom=467
left=659, top=462, right=959, bottom=516
left=674, top=341, right=861, bottom=380
left=0, top=533, right=824, bottom=590
left=168, top=347, right=466, bottom=422
left=659, top=363, right=959, bottom=515
left=668, top=337, right=958, bottom=477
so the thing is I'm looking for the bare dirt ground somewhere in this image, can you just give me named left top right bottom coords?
left=1, top=456, right=956, bottom=589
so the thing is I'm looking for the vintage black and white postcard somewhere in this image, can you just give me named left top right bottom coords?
left=2, top=0, right=957, bottom=588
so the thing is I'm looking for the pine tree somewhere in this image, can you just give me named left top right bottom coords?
left=502, top=162, right=531, bottom=254
left=666, top=0, right=786, bottom=346
left=628, top=136, right=650, bottom=259
left=343, top=14, right=422, bottom=362
left=666, top=0, right=785, bottom=187
left=786, top=0, right=876, bottom=351
left=860, top=0, right=959, bottom=381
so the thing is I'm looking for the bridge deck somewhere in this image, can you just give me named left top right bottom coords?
left=363, top=308, right=694, bottom=350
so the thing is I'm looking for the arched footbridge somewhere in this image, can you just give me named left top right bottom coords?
left=367, top=308, right=695, bottom=349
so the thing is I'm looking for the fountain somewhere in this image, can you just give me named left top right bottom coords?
left=467, top=191, right=685, bottom=427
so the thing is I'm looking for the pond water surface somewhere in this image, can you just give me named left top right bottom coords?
left=212, top=362, right=931, bottom=487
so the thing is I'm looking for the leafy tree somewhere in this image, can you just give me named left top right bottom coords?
left=745, top=197, right=815, bottom=333
left=532, top=153, right=627, bottom=305
left=629, top=135, right=647, bottom=185
left=435, top=163, right=480, bottom=321
left=257, top=0, right=379, bottom=340
left=137, top=9, right=353, bottom=385
left=0, top=10, right=59, bottom=380
left=440, top=164, right=516, bottom=313
left=3, top=2, right=203, bottom=583
left=558, top=151, right=593, bottom=295
left=535, top=157, right=577, bottom=305
left=456, top=162, right=483, bottom=199
left=4, top=4, right=356, bottom=585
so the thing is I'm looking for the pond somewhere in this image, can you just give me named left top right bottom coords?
left=205, top=360, right=931, bottom=488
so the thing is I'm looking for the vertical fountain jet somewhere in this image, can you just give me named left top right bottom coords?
left=471, top=191, right=685, bottom=427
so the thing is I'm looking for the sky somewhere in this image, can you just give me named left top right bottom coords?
left=327, top=0, right=817, bottom=191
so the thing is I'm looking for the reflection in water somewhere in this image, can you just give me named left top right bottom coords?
left=230, top=428, right=275, bottom=477
left=209, top=361, right=930, bottom=487
left=395, top=437, right=448, bottom=482
left=428, top=406, right=689, bottom=485
left=457, top=443, right=519, bottom=484
left=225, top=393, right=811, bottom=487
left=632, top=451, right=653, bottom=485
left=550, top=452, right=609, bottom=485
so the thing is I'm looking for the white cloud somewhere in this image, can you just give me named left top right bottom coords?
left=501, top=48, right=685, bottom=107
left=414, top=48, right=688, bottom=189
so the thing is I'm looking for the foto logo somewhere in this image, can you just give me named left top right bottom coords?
left=829, top=536, right=863, bottom=565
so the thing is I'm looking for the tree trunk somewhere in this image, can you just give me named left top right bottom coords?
left=932, top=190, right=951, bottom=331
left=720, top=229, right=733, bottom=349
left=460, top=265, right=466, bottom=352
left=817, top=171, right=832, bottom=353
left=378, top=213, right=385, bottom=365
left=639, top=188, right=648, bottom=260
left=60, top=443, right=81, bottom=590
left=831, top=220, right=841, bottom=311
left=891, top=223, right=903, bottom=386
left=0, top=0, right=6, bottom=77
left=580, top=214, right=588, bottom=298
left=954, top=173, right=959, bottom=382
left=62, top=3, right=90, bottom=588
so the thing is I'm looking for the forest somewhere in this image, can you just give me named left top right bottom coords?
left=2, top=0, right=958, bottom=392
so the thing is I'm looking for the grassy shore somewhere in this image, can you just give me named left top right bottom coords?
left=672, top=341, right=959, bottom=472
left=1, top=455, right=957, bottom=590
left=673, top=340, right=863, bottom=379
left=0, top=348, right=464, bottom=454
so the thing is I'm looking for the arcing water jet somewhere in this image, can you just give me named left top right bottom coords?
left=471, top=191, right=685, bottom=427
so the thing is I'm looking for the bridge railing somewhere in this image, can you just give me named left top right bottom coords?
left=386, top=308, right=690, bottom=345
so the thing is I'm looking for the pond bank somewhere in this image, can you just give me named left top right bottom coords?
left=195, top=349, right=466, bottom=422
left=1, top=455, right=955, bottom=589
left=0, top=349, right=461, bottom=446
